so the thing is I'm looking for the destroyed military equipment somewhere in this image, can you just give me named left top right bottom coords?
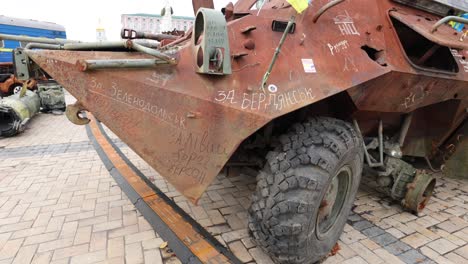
left=0, top=15, right=67, bottom=97
left=37, top=82, right=66, bottom=112
left=0, top=82, right=66, bottom=137
left=0, top=89, right=40, bottom=137
left=1, top=0, right=467, bottom=263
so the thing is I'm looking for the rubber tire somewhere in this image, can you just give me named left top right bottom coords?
left=248, top=117, right=364, bottom=264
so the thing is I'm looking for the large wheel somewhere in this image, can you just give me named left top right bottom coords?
left=248, top=117, right=364, bottom=264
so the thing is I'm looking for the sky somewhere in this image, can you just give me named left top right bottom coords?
left=1, top=0, right=237, bottom=41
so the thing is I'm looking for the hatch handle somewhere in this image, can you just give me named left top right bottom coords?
left=431, top=16, right=468, bottom=33
left=313, top=0, right=346, bottom=23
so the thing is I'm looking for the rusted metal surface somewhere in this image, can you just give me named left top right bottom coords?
left=18, top=0, right=468, bottom=202
left=192, top=0, right=214, bottom=14
left=439, top=121, right=468, bottom=179
left=403, top=172, right=436, bottom=215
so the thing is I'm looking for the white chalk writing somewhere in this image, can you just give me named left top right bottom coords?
left=145, top=71, right=172, bottom=87
left=328, top=40, right=350, bottom=56
left=214, top=87, right=315, bottom=111
left=110, top=85, right=186, bottom=129
left=401, top=86, right=429, bottom=109
left=334, top=11, right=360, bottom=36
left=343, top=56, right=358, bottom=72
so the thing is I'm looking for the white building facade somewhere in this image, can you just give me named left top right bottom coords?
left=121, top=13, right=194, bottom=34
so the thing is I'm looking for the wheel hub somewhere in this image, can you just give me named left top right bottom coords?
left=316, top=166, right=351, bottom=239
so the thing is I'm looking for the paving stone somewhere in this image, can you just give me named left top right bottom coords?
left=384, top=241, right=412, bottom=255
left=349, top=241, right=384, bottom=263
left=386, top=227, right=406, bottom=239
left=241, top=237, right=256, bottom=249
left=226, top=214, right=247, bottom=230
left=207, top=210, right=226, bottom=225
left=74, top=226, right=92, bottom=245
left=427, top=238, right=458, bottom=255
left=93, top=220, right=122, bottom=232
left=454, top=244, right=468, bottom=259
left=11, top=244, right=37, bottom=264
left=220, top=205, right=244, bottom=215
left=373, top=248, right=405, bottom=264
left=341, top=256, right=369, bottom=264
left=143, top=249, right=163, bottom=264
left=399, top=250, right=428, bottom=264
left=444, top=252, right=467, bottom=263
left=0, top=238, right=24, bottom=260
left=142, top=238, right=164, bottom=250
left=322, top=253, right=345, bottom=264
left=338, top=243, right=358, bottom=259
left=437, top=218, right=468, bottom=233
left=52, top=244, right=89, bottom=260
left=31, top=251, right=52, bottom=264
left=229, top=241, right=253, bottom=263
left=420, top=246, right=440, bottom=259
left=108, top=237, right=124, bottom=258
left=371, top=233, right=398, bottom=247
left=207, top=225, right=232, bottom=236
left=37, top=237, right=74, bottom=253
left=340, top=229, right=367, bottom=244
left=125, top=230, right=156, bottom=244
left=90, top=231, right=107, bottom=252
left=353, top=220, right=374, bottom=231
left=221, top=229, right=249, bottom=243
left=401, top=233, right=432, bottom=248
left=70, top=250, right=106, bottom=264
left=361, top=226, right=385, bottom=238
left=24, top=231, right=60, bottom=245
left=125, top=243, right=143, bottom=264
left=248, top=248, right=274, bottom=264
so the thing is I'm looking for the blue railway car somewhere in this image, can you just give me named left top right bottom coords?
left=0, top=15, right=66, bottom=64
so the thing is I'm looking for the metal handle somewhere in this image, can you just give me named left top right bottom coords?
left=121, top=28, right=178, bottom=42
left=0, top=33, right=177, bottom=65
left=431, top=16, right=468, bottom=33
left=313, top=0, right=346, bottom=23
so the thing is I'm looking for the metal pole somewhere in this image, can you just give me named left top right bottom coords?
left=64, top=41, right=129, bottom=50
left=353, top=119, right=384, bottom=168
left=131, top=42, right=177, bottom=65
left=79, top=59, right=169, bottom=71
left=398, top=113, right=413, bottom=147
left=261, top=16, right=295, bottom=90
left=25, top=43, right=63, bottom=50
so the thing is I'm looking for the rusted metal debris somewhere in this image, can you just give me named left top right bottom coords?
left=0, top=0, right=466, bottom=205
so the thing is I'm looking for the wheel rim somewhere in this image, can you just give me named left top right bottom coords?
left=13, top=85, right=22, bottom=94
left=316, top=166, right=351, bottom=239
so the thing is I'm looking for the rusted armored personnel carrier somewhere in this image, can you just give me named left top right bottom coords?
left=2, top=0, right=467, bottom=263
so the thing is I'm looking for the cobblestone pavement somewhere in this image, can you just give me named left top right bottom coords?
left=0, top=105, right=467, bottom=264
